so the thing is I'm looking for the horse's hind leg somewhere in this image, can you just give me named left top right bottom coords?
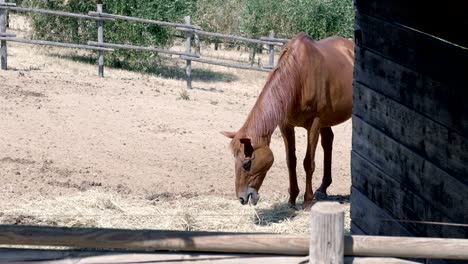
left=315, top=127, right=334, bottom=199
left=280, top=125, right=299, bottom=207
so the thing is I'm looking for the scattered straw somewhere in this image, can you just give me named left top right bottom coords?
left=0, top=190, right=350, bottom=234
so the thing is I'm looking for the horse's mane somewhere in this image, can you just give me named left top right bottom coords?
left=230, top=33, right=312, bottom=154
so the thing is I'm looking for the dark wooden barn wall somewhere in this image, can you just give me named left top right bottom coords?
left=350, top=0, right=468, bottom=243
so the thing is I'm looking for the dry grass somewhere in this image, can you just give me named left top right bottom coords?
left=0, top=190, right=350, bottom=234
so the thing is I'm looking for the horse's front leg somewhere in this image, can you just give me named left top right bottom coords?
left=303, top=118, right=321, bottom=210
left=280, top=125, right=299, bottom=207
left=315, top=127, right=334, bottom=199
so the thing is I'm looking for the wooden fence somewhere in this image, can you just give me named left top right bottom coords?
left=0, top=202, right=467, bottom=263
left=0, top=1, right=288, bottom=90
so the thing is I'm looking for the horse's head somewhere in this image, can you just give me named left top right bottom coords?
left=221, top=131, right=274, bottom=205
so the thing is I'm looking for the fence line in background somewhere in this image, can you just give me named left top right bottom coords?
left=87, top=41, right=198, bottom=57
left=175, top=27, right=284, bottom=46
left=180, top=55, right=271, bottom=72
left=260, top=36, right=290, bottom=44
left=0, top=1, right=288, bottom=89
left=88, top=11, right=201, bottom=30
left=185, top=16, right=192, bottom=89
left=96, top=3, right=104, bottom=77
left=1, top=5, right=113, bottom=21
left=0, top=0, right=7, bottom=70
left=0, top=37, right=112, bottom=51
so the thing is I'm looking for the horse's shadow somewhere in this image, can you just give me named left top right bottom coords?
left=254, top=194, right=350, bottom=226
left=255, top=202, right=298, bottom=226
left=320, top=194, right=350, bottom=203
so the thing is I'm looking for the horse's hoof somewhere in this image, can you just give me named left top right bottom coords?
left=302, top=203, right=312, bottom=211
left=314, top=191, right=327, bottom=200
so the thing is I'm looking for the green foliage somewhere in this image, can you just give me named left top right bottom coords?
left=193, top=0, right=242, bottom=35
left=239, top=0, right=354, bottom=40
left=290, top=0, right=354, bottom=40
left=22, top=0, right=196, bottom=69
left=20, top=0, right=353, bottom=72
left=240, top=0, right=294, bottom=38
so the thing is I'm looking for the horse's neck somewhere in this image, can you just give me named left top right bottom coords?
left=241, top=83, right=291, bottom=144
left=239, top=45, right=302, bottom=145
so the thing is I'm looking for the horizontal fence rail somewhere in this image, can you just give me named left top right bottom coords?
left=0, top=225, right=309, bottom=256
left=0, top=32, right=14, bottom=37
left=88, top=11, right=201, bottom=30
left=0, top=1, right=290, bottom=89
left=0, top=37, right=113, bottom=51
left=0, top=1, right=15, bottom=6
left=175, top=27, right=284, bottom=46
left=88, top=41, right=199, bottom=57
left=0, top=5, right=113, bottom=21
left=0, top=224, right=467, bottom=260
left=180, top=55, right=272, bottom=72
left=260, top=36, right=290, bottom=44
left=345, top=235, right=468, bottom=260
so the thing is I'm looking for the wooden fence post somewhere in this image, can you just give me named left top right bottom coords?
left=0, top=0, right=7, bottom=70
left=268, top=31, right=275, bottom=68
left=194, top=33, right=200, bottom=54
left=184, top=16, right=192, bottom=89
left=249, top=43, right=256, bottom=66
left=309, top=202, right=345, bottom=264
left=96, top=3, right=104, bottom=77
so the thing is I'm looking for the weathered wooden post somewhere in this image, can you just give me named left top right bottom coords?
left=0, top=0, right=7, bottom=70
left=184, top=16, right=192, bottom=90
left=194, top=33, right=200, bottom=54
left=309, top=202, right=345, bottom=264
left=96, top=1, right=104, bottom=77
left=249, top=43, right=256, bottom=66
left=268, top=31, right=275, bottom=68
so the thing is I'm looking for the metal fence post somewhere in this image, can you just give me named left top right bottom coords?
left=0, top=0, right=7, bottom=70
left=97, top=3, right=104, bottom=77
left=184, top=15, right=192, bottom=89
left=268, top=31, right=275, bottom=68
left=309, top=202, right=345, bottom=264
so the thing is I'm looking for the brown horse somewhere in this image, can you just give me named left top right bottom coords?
left=222, top=32, right=354, bottom=209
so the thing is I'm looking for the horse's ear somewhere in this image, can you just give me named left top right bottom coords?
left=220, top=131, right=236, bottom=138
left=240, top=138, right=254, bottom=158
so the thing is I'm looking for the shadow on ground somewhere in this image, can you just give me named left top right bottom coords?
left=255, top=202, right=298, bottom=226
left=319, top=194, right=350, bottom=203
left=48, top=53, right=238, bottom=83
left=254, top=194, right=350, bottom=226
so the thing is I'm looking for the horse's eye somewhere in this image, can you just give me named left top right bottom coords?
left=242, top=159, right=252, bottom=171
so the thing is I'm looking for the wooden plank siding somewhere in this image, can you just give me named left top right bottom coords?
left=353, top=0, right=468, bottom=47
left=353, top=46, right=468, bottom=139
left=352, top=117, right=468, bottom=237
left=352, top=150, right=468, bottom=238
left=353, top=81, right=468, bottom=185
left=351, top=187, right=413, bottom=237
left=351, top=0, right=468, bottom=249
left=354, top=12, right=468, bottom=87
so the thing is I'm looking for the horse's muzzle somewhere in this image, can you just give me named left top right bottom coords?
left=238, top=187, right=259, bottom=205
left=239, top=196, right=249, bottom=205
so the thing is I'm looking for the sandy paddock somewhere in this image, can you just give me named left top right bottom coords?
left=0, top=15, right=352, bottom=234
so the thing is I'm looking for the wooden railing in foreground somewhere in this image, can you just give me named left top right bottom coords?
left=0, top=202, right=467, bottom=263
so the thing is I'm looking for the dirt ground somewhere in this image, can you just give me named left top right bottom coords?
left=0, top=15, right=352, bottom=233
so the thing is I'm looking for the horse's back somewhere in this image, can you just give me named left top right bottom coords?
left=289, top=34, right=355, bottom=127
left=317, top=36, right=354, bottom=65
